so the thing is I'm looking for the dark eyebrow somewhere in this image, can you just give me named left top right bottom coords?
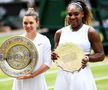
left=67, top=12, right=72, bottom=16
left=24, top=21, right=28, bottom=24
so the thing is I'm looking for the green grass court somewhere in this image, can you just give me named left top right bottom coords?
left=0, top=37, right=108, bottom=90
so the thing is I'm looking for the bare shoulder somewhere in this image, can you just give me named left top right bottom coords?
left=54, top=29, right=62, bottom=48
left=55, top=26, right=69, bottom=35
left=88, top=26, right=100, bottom=42
left=54, top=29, right=62, bottom=39
left=55, top=29, right=62, bottom=35
left=88, top=26, right=98, bottom=34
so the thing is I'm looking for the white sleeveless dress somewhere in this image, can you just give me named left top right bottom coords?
left=12, top=33, right=52, bottom=90
left=54, top=24, right=97, bottom=90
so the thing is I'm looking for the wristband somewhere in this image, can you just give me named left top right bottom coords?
left=85, top=56, right=89, bottom=62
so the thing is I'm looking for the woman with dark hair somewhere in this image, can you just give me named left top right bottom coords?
left=51, top=1, right=105, bottom=90
left=12, top=8, right=52, bottom=90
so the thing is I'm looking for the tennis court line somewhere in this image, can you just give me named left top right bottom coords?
left=46, top=61, right=108, bottom=75
left=90, top=61, right=108, bottom=67
left=47, top=76, right=108, bottom=89
left=0, top=74, right=108, bottom=82
left=95, top=76, right=108, bottom=81
left=0, top=62, right=108, bottom=82
left=0, top=75, right=108, bottom=90
left=0, top=78, right=13, bottom=82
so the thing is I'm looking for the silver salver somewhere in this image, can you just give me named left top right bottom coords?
left=55, top=43, right=84, bottom=73
left=0, top=36, right=38, bottom=77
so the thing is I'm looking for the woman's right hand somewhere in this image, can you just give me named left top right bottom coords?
left=51, top=51, right=59, bottom=62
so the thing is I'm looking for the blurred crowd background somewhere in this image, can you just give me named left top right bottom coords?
left=0, top=0, right=108, bottom=54
left=0, top=0, right=39, bottom=32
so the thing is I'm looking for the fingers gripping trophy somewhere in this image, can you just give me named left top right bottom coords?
left=54, top=43, right=85, bottom=73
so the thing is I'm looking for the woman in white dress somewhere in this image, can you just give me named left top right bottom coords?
left=12, top=8, right=52, bottom=90
left=51, top=0, right=105, bottom=90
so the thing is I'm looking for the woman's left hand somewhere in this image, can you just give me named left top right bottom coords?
left=17, top=73, right=33, bottom=80
left=81, top=56, right=89, bottom=69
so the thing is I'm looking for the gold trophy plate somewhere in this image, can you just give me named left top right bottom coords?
left=55, top=43, right=84, bottom=72
left=0, top=36, right=38, bottom=77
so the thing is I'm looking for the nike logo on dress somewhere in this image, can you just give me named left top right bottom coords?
left=38, top=43, right=42, bottom=46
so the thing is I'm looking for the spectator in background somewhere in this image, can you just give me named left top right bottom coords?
left=19, top=0, right=39, bottom=21
left=0, top=23, right=11, bottom=33
left=0, top=0, right=13, bottom=3
left=18, top=0, right=35, bottom=7
left=0, top=6, right=12, bottom=32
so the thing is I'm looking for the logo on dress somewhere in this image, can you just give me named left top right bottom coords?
left=37, top=43, right=42, bottom=46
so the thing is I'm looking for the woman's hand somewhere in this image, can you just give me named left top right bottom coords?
left=17, top=73, right=33, bottom=80
left=81, top=56, right=89, bottom=69
left=51, top=51, right=59, bottom=62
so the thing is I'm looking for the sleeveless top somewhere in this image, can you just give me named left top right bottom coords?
left=55, top=24, right=97, bottom=90
left=59, top=24, right=91, bottom=55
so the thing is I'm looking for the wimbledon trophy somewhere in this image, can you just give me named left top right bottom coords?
left=0, top=36, right=38, bottom=77
left=55, top=43, right=84, bottom=73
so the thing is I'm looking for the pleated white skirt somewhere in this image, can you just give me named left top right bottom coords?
left=54, top=66, right=97, bottom=90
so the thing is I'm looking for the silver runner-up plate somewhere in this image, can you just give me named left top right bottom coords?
left=55, top=43, right=84, bottom=72
left=0, top=36, right=38, bottom=77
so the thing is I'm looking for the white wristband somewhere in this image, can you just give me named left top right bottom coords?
left=85, top=56, right=89, bottom=62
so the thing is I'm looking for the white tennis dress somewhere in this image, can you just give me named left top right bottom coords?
left=54, top=24, right=97, bottom=90
left=12, top=33, right=52, bottom=90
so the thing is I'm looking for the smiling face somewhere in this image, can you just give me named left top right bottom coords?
left=23, top=16, right=39, bottom=33
left=67, top=4, right=84, bottom=29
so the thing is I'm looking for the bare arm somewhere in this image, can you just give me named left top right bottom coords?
left=17, top=37, right=52, bottom=79
left=31, top=64, right=49, bottom=77
left=88, top=27, right=105, bottom=62
left=17, top=64, right=49, bottom=79
left=54, top=30, right=62, bottom=49
left=51, top=30, right=61, bottom=61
